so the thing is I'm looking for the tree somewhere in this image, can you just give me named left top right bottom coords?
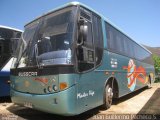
left=153, top=55, right=160, bottom=74
left=153, top=55, right=160, bottom=82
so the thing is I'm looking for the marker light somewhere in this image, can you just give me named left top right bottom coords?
left=59, top=82, right=68, bottom=91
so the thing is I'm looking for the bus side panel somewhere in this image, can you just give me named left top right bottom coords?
left=106, top=51, right=154, bottom=97
left=93, top=50, right=120, bottom=105
left=76, top=70, right=104, bottom=114
left=102, top=50, right=130, bottom=97
left=75, top=49, right=155, bottom=114
left=136, top=60, right=155, bottom=88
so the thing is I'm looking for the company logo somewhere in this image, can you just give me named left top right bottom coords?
left=123, top=59, right=148, bottom=91
left=18, top=72, right=37, bottom=77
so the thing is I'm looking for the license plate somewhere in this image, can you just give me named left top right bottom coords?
left=24, top=102, right=33, bottom=108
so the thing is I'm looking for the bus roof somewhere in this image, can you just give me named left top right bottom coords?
left=25, top=1, right=152, bottom=54
left=0, top=25, right=23, bottom=32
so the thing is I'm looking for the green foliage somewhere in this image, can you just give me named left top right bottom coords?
left=153, top=55, right=160, bottom=74
left=155, top=77, right=160, bottom=83
left=153, top=55, right=160, bottom=82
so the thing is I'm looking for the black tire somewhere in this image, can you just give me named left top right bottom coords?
left=147, top=76, right=151, bottom=88
left=102, top=84, right=113, bottom=109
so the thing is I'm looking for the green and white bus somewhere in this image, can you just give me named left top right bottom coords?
left=10, top=2, right=155, bottom=116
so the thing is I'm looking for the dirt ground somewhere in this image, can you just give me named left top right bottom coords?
left=0, top=83, right=159, bottom=120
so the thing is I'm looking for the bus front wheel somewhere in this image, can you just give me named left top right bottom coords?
left=102, top=84, right=113, bottom=109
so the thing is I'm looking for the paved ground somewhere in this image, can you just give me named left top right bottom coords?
left=0, top=83, right=159, bottom=120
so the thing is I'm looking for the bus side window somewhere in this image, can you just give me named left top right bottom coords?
left=92, top=14, right=103, bottom=66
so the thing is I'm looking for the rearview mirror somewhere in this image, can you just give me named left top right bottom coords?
left=78, top=19, right=88, bottom=46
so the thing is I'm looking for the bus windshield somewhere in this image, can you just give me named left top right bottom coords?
left=14, top=7, right=76, bottom=68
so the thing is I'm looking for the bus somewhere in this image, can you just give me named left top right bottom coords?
left=0, top=25, right=22, bottom=97
left=10, top=2, right=155, bottom=116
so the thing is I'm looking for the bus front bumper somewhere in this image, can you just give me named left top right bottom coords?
left=10, top=85, right=77, bottom=116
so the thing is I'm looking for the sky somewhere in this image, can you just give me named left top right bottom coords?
left=0, top=0, right=160, bottom=47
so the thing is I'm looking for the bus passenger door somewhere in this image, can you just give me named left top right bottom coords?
left=76, top=9, right=96, bottom=112
left=76, top=8, right=103, bottom=112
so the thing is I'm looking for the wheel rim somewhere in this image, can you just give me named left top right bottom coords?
left=106, top=87, right=113, bottom=105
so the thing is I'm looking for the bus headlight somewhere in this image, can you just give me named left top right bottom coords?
left=48, top=86, right=52, bottom=92
left=53, top=85, right=58, bottom=91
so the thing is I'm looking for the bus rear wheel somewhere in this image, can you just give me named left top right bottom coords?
left=102, top=84, right=113, bottom=109
left=147, top=76, right=151, bottom=88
